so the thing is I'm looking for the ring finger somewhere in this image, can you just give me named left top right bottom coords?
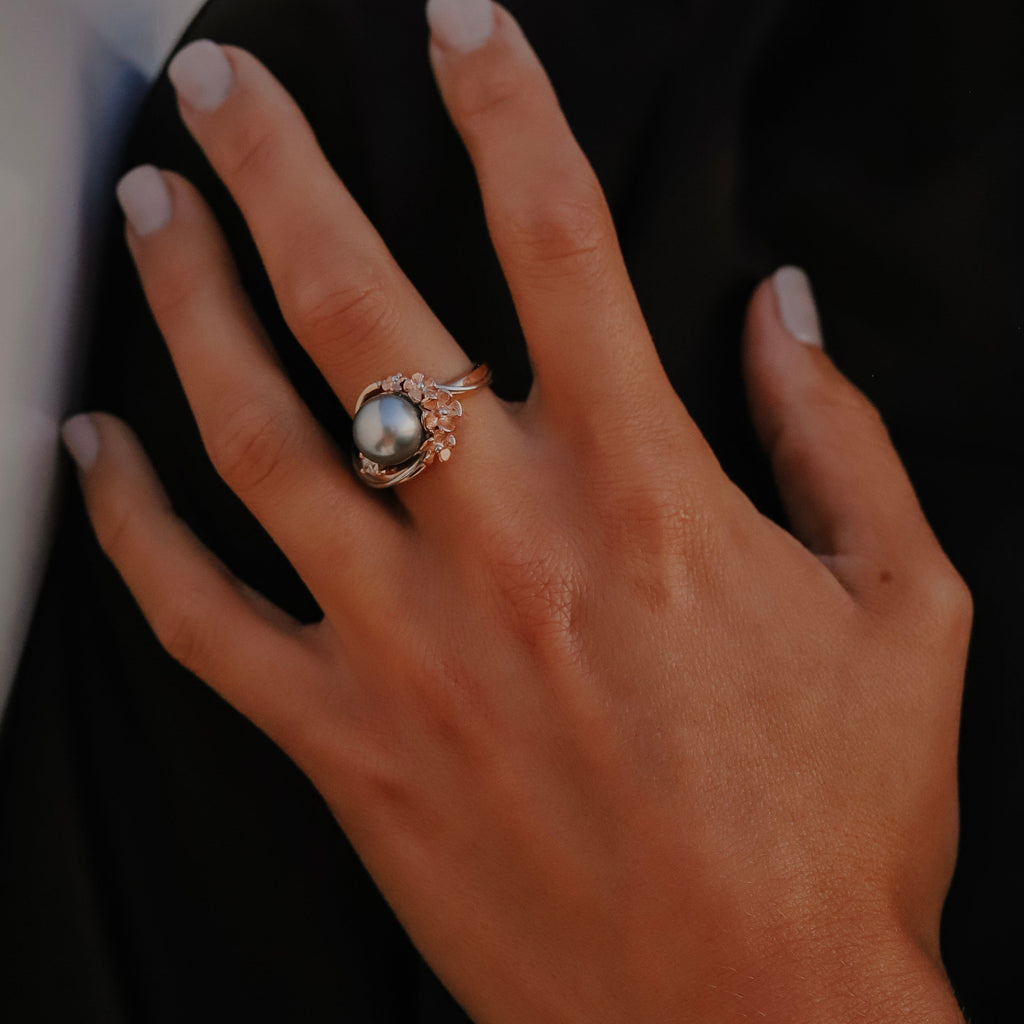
left=166, top=40, right=515, bottom=512
left=115, top=166, right=412, bottom=613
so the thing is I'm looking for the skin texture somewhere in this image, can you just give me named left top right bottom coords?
left=68, top=5, right=971, bottom=1021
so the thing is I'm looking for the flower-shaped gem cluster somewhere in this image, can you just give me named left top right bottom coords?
left=381, top=371, right=462, bottom=466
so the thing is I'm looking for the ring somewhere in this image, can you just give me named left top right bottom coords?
left=351, top=363, right=493, bottom=488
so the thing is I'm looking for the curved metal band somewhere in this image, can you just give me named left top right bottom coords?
left=357, top=456, right=429, bottom=489
left=440, top=363, right=493, bottom=393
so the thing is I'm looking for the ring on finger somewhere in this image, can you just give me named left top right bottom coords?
left=352, top=363, right=493, bottom=489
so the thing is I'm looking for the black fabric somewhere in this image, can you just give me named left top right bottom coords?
left=2, top=0, right=1021, bottom=1019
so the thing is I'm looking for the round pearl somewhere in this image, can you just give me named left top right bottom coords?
left=352, top=394, right=426, bottom=467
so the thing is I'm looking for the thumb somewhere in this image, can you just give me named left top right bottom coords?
left=742, top=266, right=943, bottom=601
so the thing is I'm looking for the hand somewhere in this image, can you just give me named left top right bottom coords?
left=63, top=3, right=971, bottom=1021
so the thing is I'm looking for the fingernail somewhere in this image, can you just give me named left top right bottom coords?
left=62, top=414, right=99, bottom=472
left=168, top=39, right=233, bottom=111
left=116, top=165, right=173, bottom=236
left=773, top=266, right=824, bottom=348
left=426, top=0, right=495, bottom=53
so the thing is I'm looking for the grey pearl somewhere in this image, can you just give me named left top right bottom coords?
left=352, top=394, right=426, bottom=467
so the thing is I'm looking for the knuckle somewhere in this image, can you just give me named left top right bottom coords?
left=210, top=398, right=294, bottom=494
left=290, top=267, right=397, bottom=360
left=145, top=256, right=214, bottom=325
left=600, top=479, right=717, bottom=601
left=156, top=598, right=214, bottom=672
left=500, top=186, right=612, bottom=276
left=94, top=496, right=140, bottom=565
left=449, top=54, right=528, bottom=125
left=809, top=376, right=894, bottom=450
left=806, top=377, right=886, bottom=431
left=221, top=114, right=281, bottom=184
left=351, top=753, right=414, bottom=817
left=916, top=563, right=974, bottom=635
left=407, top=651, right=491, bottom=759
left=768, top=382, right=892, bottom=478
left=334, top=730, right=425, bottom=828
left=91, top=497, right=221, bottom=675
left=769, top=422, right=821, bottom=486
left=481, top=519, right=582, bottom=662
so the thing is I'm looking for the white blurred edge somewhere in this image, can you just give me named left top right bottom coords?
left=0, top=0, right=206, bottom=717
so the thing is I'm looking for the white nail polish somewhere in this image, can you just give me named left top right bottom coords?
left=116, top=165, right=172, bottom=236
left=168, top=39, right=233, bottom=111
left=62, top=414, right=99, bottom=471
left=426, top=0, right=495, bottom=53
left=773, top=266, right=824, bottom=348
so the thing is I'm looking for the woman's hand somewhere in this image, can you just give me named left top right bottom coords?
left=63, top=2, right=971, bottom=1021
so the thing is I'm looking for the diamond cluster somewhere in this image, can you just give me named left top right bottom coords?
left=358, top=372, right=462, bottom=478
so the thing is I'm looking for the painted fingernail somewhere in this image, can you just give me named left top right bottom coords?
left=426, top=0, right=495, bottom=53
left=62, top=414, right=99, bottom=472
left=168, top=39, right=233, bottom=111
left=116, top=165, right=172, bottom=236
left=773, top=266, right=824, bottom=348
